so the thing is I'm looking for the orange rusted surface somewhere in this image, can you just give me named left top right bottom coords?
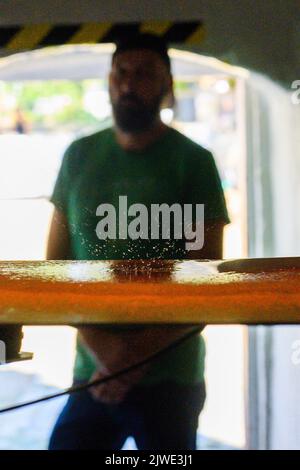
left=0, top=258, right=299, bottom=325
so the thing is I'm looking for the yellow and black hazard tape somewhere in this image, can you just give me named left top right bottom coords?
left=0, top=21, right=205, bottom=51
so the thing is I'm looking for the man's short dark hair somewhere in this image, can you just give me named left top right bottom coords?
left=112, top=33, right=171, bottom=72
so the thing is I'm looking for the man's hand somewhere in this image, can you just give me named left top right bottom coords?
left=89, top=363, right=148, bottom=404
left=89, top=369, right=130, bottom=404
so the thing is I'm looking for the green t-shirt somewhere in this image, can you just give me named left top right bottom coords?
left=51, top=126, right=229, bottom=385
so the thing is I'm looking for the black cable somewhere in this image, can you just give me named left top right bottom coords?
left=0, top=325, right=202, bottom=414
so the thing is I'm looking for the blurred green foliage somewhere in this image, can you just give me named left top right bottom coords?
left=0, top=80, right=109, bottom=132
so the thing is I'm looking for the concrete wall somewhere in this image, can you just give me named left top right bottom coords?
left=246, top=73, right=300, bottom=449
left=267, top=84, right=300, bottom=450
left=0, top=0, right=299, bottom=87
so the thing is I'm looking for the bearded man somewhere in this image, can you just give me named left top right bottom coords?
left=47, top=33, right=229, bottom=450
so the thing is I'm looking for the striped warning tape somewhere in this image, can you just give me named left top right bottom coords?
left=0, top=21, right=205, bottom=50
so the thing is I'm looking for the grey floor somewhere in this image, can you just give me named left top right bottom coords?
left=0, top=370, right=236, bottom=450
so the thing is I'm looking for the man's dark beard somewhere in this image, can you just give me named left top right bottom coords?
left=111, top=92, right=164, bottom=133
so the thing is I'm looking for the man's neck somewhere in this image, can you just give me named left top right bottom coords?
left=114, top=121, right=168, bottom=152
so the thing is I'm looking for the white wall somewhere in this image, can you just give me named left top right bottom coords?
left=267, top=82, right=300, bottom=450
left=246, top=73, right=300, bottom=449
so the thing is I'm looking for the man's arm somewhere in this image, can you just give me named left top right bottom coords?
left=186, top=220, right=225, bottom=260
left=182, top=219, right=224, bottom=349
left=47, top=207, right=71, bottom=260
left=46, top=207, right=130, bottom=369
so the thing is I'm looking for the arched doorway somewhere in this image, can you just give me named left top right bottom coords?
left=0, top=44, right=248, bottom=449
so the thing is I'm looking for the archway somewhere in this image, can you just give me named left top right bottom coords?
left=0, top=44, right=248, bottom=449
